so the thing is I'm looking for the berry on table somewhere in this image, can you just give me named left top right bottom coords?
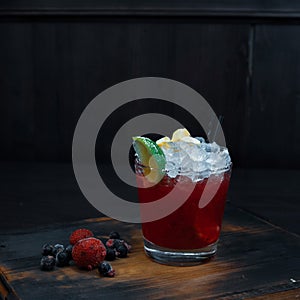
left=106, top=239, right=123, bottom=249
left=105, top=239, right=115, bottom=248
left=65, top=244, right=73, bottom=260
left=116, top=244, right=128, bottom=258
left=69, top=228, right=94, bottom=245
left=105, top=248, right=117, bottom=261
left=123, top=241, right=132, bottom=252
left=53, top=244, right=65, bottom=256
left=72, top=238, right=106, bottom=270
left=56, top=251, right=70, bottom=267
left=105, top=238, right=132, bottom=257
left=39, top=229, right=131, bottom=274
left=40, top=256, right=56, bottom=271
left=98, top=261, right=115, bottom=277
left=109, top=231, right=121, bottom=239
left=41, top=244, right=54, bottom=256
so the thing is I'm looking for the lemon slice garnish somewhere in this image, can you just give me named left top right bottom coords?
left=171, top=128, right=191, bottom=142
left=156, top=136, right=171, bottom=148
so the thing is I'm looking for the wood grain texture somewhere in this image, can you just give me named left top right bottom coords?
left=1, top=0, right=300, bottom=18
left=0, top=205, right=299, bottom=300
left=243, top=24, right=300, bottom=169
left=248, top=288, right=300, bottom=300
left=228, top=169, right=300, bottom=235
left=0, top=162, right=299, bottom=236
left=0, top=21, right=249, bottom=165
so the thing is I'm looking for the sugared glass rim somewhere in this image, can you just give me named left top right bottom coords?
left=134, top=156, right=232, bottom=179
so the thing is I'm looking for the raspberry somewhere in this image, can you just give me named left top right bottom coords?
left=72, top=238, right=106, bottom=270
left=69, top=229, right=94, bottom=245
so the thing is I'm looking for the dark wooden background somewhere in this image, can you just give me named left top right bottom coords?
left=0, top=0, right=299, bottom=169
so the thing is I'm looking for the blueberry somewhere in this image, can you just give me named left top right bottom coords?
left=105, top=248, right=117, bottom=261
left=105, top=239, right=114, bottom=248
left=123, top=241, right=132, bottom=252
left=109, top=231, right=120, bottom=239
left=52, top=244, right=64, bottom=256
left=56, top=251, right=70, bottom=267
left=98, top=261, right=115, bottom=277
left=65, top=245, right=73, bottom=260
left=106, top=238, right=123, bottom=249
left=41, top=244, right=54, bottom=256
left=40, top=256, right=55, bottom=271
left=112, top=239, right=123, bottom=249
left=116, top=244, right=128, bottom=258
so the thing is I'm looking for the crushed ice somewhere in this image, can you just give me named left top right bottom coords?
left=159, top=139, right=231, bottom=181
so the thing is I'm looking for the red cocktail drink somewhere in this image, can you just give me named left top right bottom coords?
left=135, top=162, right=231, bottom=265
left=133, top=130, right=232, bottom=265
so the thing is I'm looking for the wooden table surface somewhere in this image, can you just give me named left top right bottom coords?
left=0, top=203, right=299, bottom=300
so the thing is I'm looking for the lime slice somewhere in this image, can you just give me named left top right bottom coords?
left=171, top=128, right=191, bottom=141
left=132, top=136, right=166, bottom=183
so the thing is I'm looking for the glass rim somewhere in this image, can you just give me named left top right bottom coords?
left=134, top=157, right=232, bottom=176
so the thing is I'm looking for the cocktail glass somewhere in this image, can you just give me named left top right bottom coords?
left=135, top=158, right=231, bottom=266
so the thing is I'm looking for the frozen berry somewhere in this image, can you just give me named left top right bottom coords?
left=53, top=244, right=65, bottom=256
left=98, top=261, right=115, bottom=277
left=41, top=244, right=54, bottom=256
left=69, top=228, right=94, bottom=245
left=123, top=241, right=132, bottom=252
left=72, top=238, right=106, bottom=270
left=65, top=245, right=73, bottom=260
left=40, top=255, right=55, bottom=271
left=109, top=231, right=120, bottom=239
left=56, top=251, right=70, bottom=267
left=106, top=238, right=131, bottom=254
left=105, top=248, right=117, bottom=261
left=116, top=244, right=128, bottom=258
left=105, top=239, right=115, bottom=248
left=113, top=239, right=124, bottom=249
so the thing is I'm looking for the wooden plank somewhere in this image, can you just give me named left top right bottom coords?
left=0, top=272, right=19, bottom=300
left=0, top=21, right=249, bottom=164
left=0, top=163, right=299, bottom=238
left=0, top=23, right=35, bottom=161
left=229, top=169, right=300, bottom=235
left=248, top=288, right=300, bottom=300
left=243, top=24, right=300, bottom=169
left=31, top=22, right=61, bottom=161
left=1, top=0, right=300, bottom=18
left=0, top=162, right=100, bottom=232
left=0, top=204, right=299, bottom=299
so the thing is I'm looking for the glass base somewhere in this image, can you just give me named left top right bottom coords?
left=143, top=238, right=218, bottom=266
